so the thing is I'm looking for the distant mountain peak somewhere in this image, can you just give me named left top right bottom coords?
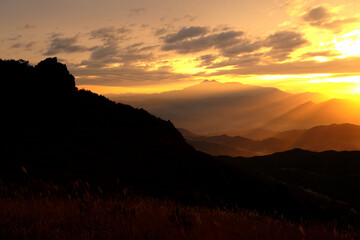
left=201, top=79, right=219, bottom=84
left=198, top=80, right=248, bottom=87
left=199, top=80, right=247, bottom=86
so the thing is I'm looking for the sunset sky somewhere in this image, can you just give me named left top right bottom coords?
left=1, top=0, right=360, bottom=98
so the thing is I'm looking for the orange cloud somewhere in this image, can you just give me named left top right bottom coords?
left=303, top=6, right=358, bottom=31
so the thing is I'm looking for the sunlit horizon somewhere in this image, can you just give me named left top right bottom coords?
left=2, top=0, right=360, bottom=100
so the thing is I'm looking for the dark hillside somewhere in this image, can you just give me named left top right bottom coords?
left=0, top=58, right=299, bottom=216
left=219, top=148, right=360, bottom=221
left=1, top=58, right=360, bottom=224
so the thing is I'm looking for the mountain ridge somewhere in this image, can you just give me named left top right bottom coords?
left=109, top=80, right=327, bottom=135
left=180, top=123, right=360, bottom=157
left=264, top=99, right=360, bottom=131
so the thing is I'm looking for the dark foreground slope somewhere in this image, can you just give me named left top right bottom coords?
left=1, top=58, right=224, bottom=200
left=1, top=58, right=359, bottom=225
left=219, top=149, right=360, bottom=222
left=0, top=58, right=300, bottom=215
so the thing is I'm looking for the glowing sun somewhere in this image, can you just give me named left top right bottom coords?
left=334, top=30, right=360, bottom=57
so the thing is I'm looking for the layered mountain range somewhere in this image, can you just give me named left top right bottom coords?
left=180, top=123, right=360, bottom=157
left=108, top=80, right=360, bottom=136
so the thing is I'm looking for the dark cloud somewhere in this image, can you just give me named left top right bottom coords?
left=213, top=26, right=233, bottom=32
left=197, top=54, right=260, bottom=70
left=73, top=66, right=190, bottom=87
left=265, top=31, right=308, bottom=50
left=49, top=33, right=61, bottom=39
left=264, top=31, right=308, bottom=60
left=23, top=24, right=35, bottom=29
left=82, top=25, right=156, bottom=70
left=163, top=26, right=209, bottom=43
left=44, top=35, right=88, bottom=55
left=74, top=57, right=360, bottom=87
left=303, top=6, right=331, bottom=22
left=129, top=7, right=146, bottom=16
left=89, top=26, right=131, bottom=44
left=120, top=52, right=153, bottom=64
left=7, top=35, right=22, bottom=41
left=155, top=27, right=169, bottom=36
left=319, top=18, right=358, bottom=30
left=221, top=40, right=262, bottom=57
left=11, top=41, right=38, bottom=50
left=196, top=54, right=217, bottom=67
left=79, top=58, right=118, bottom=69
left=118, top=44, right=154, bottom=64
left=211, top=31, right=245, bottom=48
left=206, top=53, right=263, bottom=69
left=303, top=6, right=358, bottom=30
left=11, top=43, right=22, bottom=48
left=85, top=26, right=135, bottom=65
left=184, top=14, right=197, bottom=22
left=90, top=43, right=118, bottom=60
left=161, top=37, right=211, bottom=53
left=82, top=39, right=155, bottom=69
left=25, top=41, right=38, bottom=49
left=161, top=26, right=308, bottom=67
left=128, top=42, right=144, bottom=48
left=161, top=26, right=308, bottom=69
left=161, top=27, right=308, bottom=64
left=302, top=51, right=341, bottom=58
left=162, top=29, right=244, bottom=54
left=140, top=45, right=159, bottom=51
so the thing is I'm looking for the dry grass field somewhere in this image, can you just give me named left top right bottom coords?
left=1, top=195, right=358, bottom=240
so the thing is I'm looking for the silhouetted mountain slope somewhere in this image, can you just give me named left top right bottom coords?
left=179, top=129, right=252, bottom=156
left=0, top=58, right=322, bottom=218
left=2, top=59, right=177, bottom=176
left=186, top=140, right=250, bottom=157
left=1, top=58, right=214, bottom=197
left=272, top=123, right=360, bottom=152
left=219, top=149, right=360, bottom=215
left=108, top=80, right=325, bottom=135
left=234, top=128, right=276, bottom=140
left=179, top=128, right=286, bottom=157
left=290, top=124, right=360, bottom=151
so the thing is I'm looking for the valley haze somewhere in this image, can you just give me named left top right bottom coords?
left=107, top=80, right=360, bottom=135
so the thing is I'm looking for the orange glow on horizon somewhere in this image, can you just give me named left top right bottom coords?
left=78, top=72, right=360, bottom=102
left=77, top=82, right=199, bottom=95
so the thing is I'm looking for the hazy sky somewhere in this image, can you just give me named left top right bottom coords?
left=1, top=0, right=360, bottom=98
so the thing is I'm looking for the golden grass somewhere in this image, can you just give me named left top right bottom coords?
left=0, top=196, right=358, bottom=240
